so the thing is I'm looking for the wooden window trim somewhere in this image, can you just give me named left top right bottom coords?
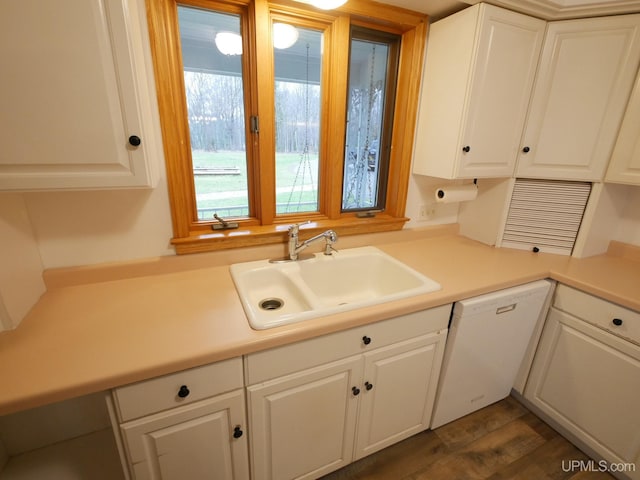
left=145, top=0, right=428, bottom=255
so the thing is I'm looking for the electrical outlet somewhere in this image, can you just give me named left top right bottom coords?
left=419, top=204, right=436, bottom=220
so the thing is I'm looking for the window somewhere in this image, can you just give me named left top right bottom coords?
left=343, top=28, right=399, bottom=212
left=146, top=0, right=428, bottom=254
left=274, top=25, right=323, bottom=215
left=178, top=7, right=250, bottom=220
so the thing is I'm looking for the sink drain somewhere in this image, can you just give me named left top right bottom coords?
left=259, top=298, right=284, bottom=311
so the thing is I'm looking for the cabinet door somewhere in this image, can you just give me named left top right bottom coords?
left=121, top=390, right=249, bottom=480
left=0, top=0, right=159, bottom=190
left=606, top=72, right=640, bottom=185
left=516, top=14, right=640, bottom=181
left=525, top=308, right=640, bottom=473
left=457, top=6, right=545, bottom=178
left=354, top=331, right=447, bottom=460
left=413, top=4, right=544, bottom=179
left=247, top=356, right=363, bottom=480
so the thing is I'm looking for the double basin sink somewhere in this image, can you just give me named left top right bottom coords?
left=230, top=246, right=441, bottom=330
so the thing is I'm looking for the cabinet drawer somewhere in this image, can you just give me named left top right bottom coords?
left=554, top=284, right=640, bottom=344
left=113, top=357, right=243, bottom=422
left=245, top=304, right=451, bottom=385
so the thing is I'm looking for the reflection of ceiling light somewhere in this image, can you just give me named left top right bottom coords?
left=273, top=23, right=299, bottom=50
left=215, top=31, right=242, bottom=56
left=309, top=0, right=347, bottom=9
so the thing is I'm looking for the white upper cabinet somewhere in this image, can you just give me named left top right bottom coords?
left=0, top=0, right=161, bottom=190
left=605, top=71, right=640, bottom=185
left=413, top=4, right=545, bottom=179
left=516, top=14, right=640, bottom=181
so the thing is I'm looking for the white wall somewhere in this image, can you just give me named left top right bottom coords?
left=22, top=170, right=457, bottom=269
left=404, top=173, right=460, bottom=228
left=18, top=169, right=640, bottom=270
left=0, top=194, right=46, bottom=330
left=614, top=187, right=640, bottom=245
left=23, top=179, right=174, bottom=269
left=574, top=183, right=640, bottom=257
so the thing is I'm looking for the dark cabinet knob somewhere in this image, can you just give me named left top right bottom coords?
left=532, top=246, right=540, bottom=253
left=612, top=318, right=623, bottom=326
left=462, top=146, right=471, bottom=153
left=177, top=385, right=190, bottom=398
left=522, top=146, right=530, bottom=153
left=128, top=135, right=141, bottom=147
left=233, top=426, right=243, bottom=438
left=362, top=336, right=372, bottom=345
left=365, top=382, right=373, bottom=391
left=352, top=386, right=360, bottom=396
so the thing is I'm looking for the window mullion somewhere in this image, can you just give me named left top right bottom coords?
left=253, top=0, right=277, bottom=224
left=322, top=16, right=351, bottom=219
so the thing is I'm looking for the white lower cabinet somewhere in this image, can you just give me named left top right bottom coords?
left=248, top=356, right=363, bottom=480
left=121, top=391, right=249, bottom=480
left=354, top=334, right=444, bottom=460
left=110, top=357, right=249, bottom=480
left=245, top=306, right=450, bottom=480
left=525, top=285, right=640, bottom=478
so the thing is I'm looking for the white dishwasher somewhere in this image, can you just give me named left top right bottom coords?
left=431, top=279, right=552, bottom=429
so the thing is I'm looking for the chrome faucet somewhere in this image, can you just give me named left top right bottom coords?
left=288, top=222, right=338, bottom=261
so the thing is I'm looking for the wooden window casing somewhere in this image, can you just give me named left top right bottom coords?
left=145, top=0, right=428, bottom=254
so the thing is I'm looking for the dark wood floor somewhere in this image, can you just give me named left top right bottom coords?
left=321, top=396, right=615, bottom=480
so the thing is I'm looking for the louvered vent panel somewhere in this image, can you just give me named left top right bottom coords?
left=501, top=179, right=592, bottom=255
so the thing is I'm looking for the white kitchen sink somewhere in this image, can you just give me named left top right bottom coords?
left=230, top=246, right=441, bottom=330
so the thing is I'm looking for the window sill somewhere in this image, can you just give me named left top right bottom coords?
left=171, top=215, right=409, bottom=255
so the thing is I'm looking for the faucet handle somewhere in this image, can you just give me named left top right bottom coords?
left=323, top=230, right=338, bottom=256
left=288, top=220, right=311, bottom=234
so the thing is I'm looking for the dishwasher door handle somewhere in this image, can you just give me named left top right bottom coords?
left=496, top=303, right=517, bottom=315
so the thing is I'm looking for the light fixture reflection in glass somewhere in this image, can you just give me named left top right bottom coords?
left=214, top=31, right=242, bottom=55
left=309, top=0, right=347, bottom=9
left=273, top=23, right=299, bottom=50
